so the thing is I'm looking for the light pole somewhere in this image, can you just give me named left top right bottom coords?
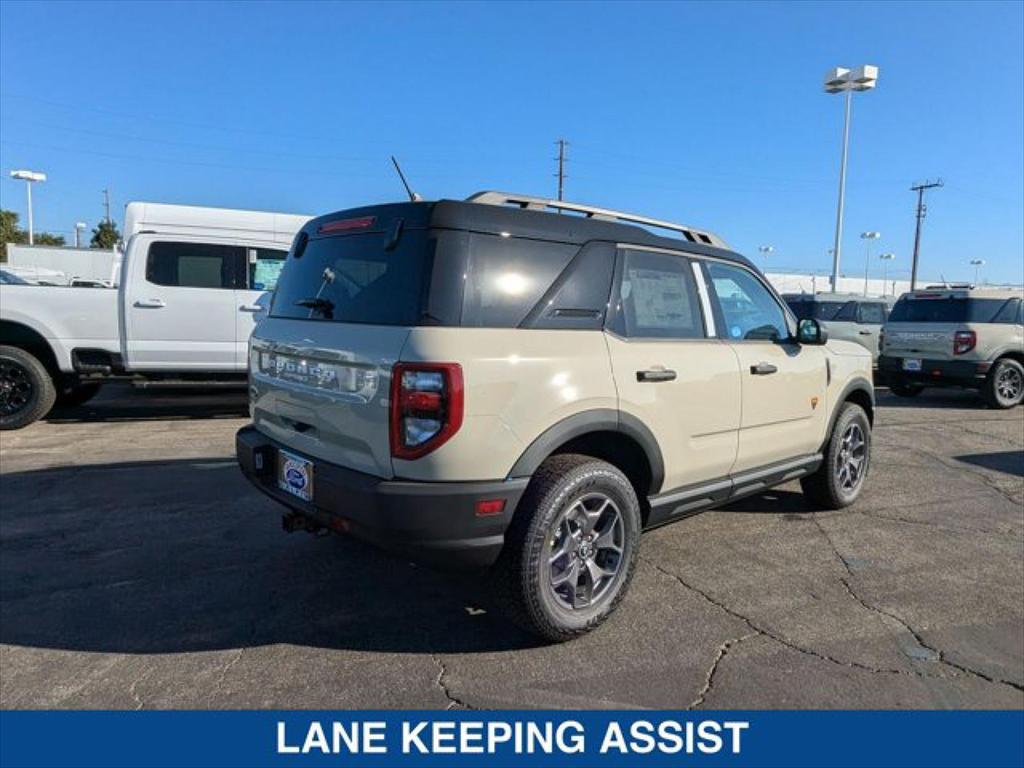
left=758, top=245, right=774, bottom=273
left=74, top=222, right=87, bottom=248
left=878, top=253, right=895, bottom=295
left=970, top=259, right=985, bottom=286
left=860, top=231, right=880, bottom=295
left=825, top=65, right=879, bottom=292
left=9, top=170, right=47, bottom=245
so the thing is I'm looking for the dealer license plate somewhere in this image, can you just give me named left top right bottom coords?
left=278, top=450, right=314, bottom=502
left=902, top=358, right=922, bottom=372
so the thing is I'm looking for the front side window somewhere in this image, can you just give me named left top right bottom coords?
left=707, top=261, right=790, bottom=341
left=614, top=249, right=705, bottom=339
left=248, top=248, right=288, bottom=291
left=145, top=242, right=240, bottom=289
left=786, top=299, right=846, bottom=321
left=857, top=302, right=886, bottom=324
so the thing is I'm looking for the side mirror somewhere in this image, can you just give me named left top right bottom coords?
left=798, top=318, right=828, bottom=345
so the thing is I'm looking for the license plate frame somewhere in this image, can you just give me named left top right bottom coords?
left=278, top=450, right=314, bottom=503
left=902, top=358, right=922, bottom=372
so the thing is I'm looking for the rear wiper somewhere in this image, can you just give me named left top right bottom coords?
left=295, top=297, right=335, bottom=315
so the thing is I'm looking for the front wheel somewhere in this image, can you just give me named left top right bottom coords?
left=0, top=345, right=57, bottom=430
left=495, top=454, right=641, bottom=642
left=984, top=358, right=1024, bottom=409
left=801, top=402, right=871, bottom=510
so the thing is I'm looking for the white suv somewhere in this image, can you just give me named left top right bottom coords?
left=236, top=192, right=875, bottom=641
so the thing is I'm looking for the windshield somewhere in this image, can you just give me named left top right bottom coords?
left=786, top=299, right=848, bottom=321
left=271, top=230, right=432, bottom=325
left=887, top=297, right=1008, bottom=323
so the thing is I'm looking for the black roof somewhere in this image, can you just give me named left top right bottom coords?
left=305, top=198, right=754, bottom=270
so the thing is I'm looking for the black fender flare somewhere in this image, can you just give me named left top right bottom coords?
left=507, top=408, right=666, bottom=494
left=823, top=376, right=875, bottom=449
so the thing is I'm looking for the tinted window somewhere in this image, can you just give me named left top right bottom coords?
left=888, top=297, right=1009, bottom=323
left=992, top=298, right=1023, bottom=325
left=615, top=249, right=704, bottom=339
left=248, top=248, right=288, bottom=291
left=786, top=299, right=847, bottom=321
left=708, top=262, right=789, bottom=341
left=833, top=301, right=858, bottom=321
left=858, top=302, right=886, bottom=324
left=146, top=242, right=239, bottom=289
left=271, top=231, right=432, bottom=325
left=461, top=234, right=576, bottom=327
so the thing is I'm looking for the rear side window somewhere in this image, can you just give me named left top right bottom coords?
left=785, top=299, right=847, bottom=321
left=888, top=297, right=1009, bottom=323
left=833, top=301, right=858, bottom=321
left=461, top=234, right=577, bottom=327
left=613, top=249, right=704, bottom=339
left=145, top=242, right=240, bottom=289
left=271, top=231, right=432, bottom=325
left=992, top=298, right=1023, bottom=325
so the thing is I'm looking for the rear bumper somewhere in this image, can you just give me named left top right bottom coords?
left=878, top=355, right=990, bottom=389
left=236, top=426, right=527, bottom=568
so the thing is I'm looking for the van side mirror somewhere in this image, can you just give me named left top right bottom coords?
left=798, top=318, right=828, bottom=345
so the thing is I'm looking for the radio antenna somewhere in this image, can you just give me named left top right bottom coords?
left=391, top=156, right=422, bottom=202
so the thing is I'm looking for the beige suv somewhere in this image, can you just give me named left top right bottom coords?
left=236, top=192, right=875, bottom=641
left=880, top=287, right=1024, bottom=408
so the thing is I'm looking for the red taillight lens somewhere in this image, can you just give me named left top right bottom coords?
left=475, top=499, right=506, bottom=516
left=318, top=216, right=376, bottom=234
left=390, top=363, right=464, bottom=460
left=953, top=330, right=976, bottom=355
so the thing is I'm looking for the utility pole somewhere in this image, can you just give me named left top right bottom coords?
left=909, top=179, right=943, bottom=290
left=554, top=139, right=568, bottom=202
left=102, top=188, right=111, bottom=224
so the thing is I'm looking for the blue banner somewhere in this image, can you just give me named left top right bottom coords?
left=1, top=710, right=1021, bottom=768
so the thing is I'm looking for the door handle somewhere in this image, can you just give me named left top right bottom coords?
left=636, top=368, right=677, bottom=383
left=239, top=304, right=263, bottom=312
left=750, top=362, right=778, bottom=375
left=134, top=298, right=166, bottom=309
left=858, top=330, right=873, bottom=336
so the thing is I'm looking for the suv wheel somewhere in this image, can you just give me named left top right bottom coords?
left=985, top=358, right=1024, bottom=409
left=0, top=345, right=56, bottom=431
left=496, top=454, right=641, bottom=642
left=890, top=382, right=923, bottom=398
left=801, top=402, right=871, bottom=510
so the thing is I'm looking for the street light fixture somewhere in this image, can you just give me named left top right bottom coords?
left=970, top=259, right=986, bottom=286
left=878, top=253, right=895, bottom=295
left=74, top=221, right=88, bottom=248
left=860, top=231, right=880, bottom=295
left=758, top=245, right=774, bottom=272
left=824, top=65, right=879, bottom=292
left=9, top=169, right=47, bottom=245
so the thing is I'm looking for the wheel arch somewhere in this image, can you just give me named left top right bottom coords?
left=824, top=377, right=875, bottom=449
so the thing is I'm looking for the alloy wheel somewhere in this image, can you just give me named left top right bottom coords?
left=545, top=493, right=625, bottom=610
left=835, top=422, right=867, bottom=492
left=0, top=359, right=33, bottom=417
left=996, top=366, right=1023, bottom=403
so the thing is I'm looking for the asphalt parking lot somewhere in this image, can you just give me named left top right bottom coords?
left=1, top=383, right=1022, bottom=710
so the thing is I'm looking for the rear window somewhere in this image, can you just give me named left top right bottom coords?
left=270, top=231, right=431, bottom=325
left=888, top=297, right=1009, bottom=323
left=786, top=299, right=849, bottom=321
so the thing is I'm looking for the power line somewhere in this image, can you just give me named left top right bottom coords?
left=909, top=179, right=944, bottom=290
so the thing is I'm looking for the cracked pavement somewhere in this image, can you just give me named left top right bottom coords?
left=1, top=384, right=1022, bottom=710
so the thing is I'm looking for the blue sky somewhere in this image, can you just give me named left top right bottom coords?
left=1, top=0, right=1022, bottom=284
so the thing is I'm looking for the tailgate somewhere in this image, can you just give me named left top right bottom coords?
left=250, top=318, right=409, bottom=478
left=883, top=322, right=956, bottom=360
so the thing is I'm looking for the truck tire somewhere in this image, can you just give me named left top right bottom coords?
left=495, top=454, right=641, bottom=642
left=984, top=358, right=1024, bottom=409
left=55, top=382, right=102, bottom=409
left=801, top=402, right=871, bottom=510
left=0, top=345, right=57, bottom=430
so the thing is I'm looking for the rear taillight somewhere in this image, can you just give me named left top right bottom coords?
left=953, top=330, right=976, bottom=355
left=390, top=363, right=464, bottom=460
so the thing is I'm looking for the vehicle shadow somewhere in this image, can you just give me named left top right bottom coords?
left=719, top=488, right=817, bottom=515
left=956, top=451, right=1024, bottom=478
left=0, top=457, right=541, bottom=656
left=874, top=388, right=989, bottom=410
left=44, top=383, right=250, bottom=424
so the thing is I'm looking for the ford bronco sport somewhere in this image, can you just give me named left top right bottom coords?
left=236, top=192, right=875, bottom=641
left=879, top=287, right=1024, bottom=408
left=784, top=292, right=893, bottom=363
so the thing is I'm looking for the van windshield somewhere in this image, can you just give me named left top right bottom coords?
left=887, top=297, right=1005, bottom=324
left=270, top=231, right=431, bottom=325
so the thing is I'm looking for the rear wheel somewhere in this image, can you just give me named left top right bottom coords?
left=0, top=345, right=56, bottom=430
left=801, top=402, right=871, bottom=510
left=495, top=454, right=641, bottom=642
left=985, top=358, right=1024, bottom=409
left=890, top=382, right=923, bottom=398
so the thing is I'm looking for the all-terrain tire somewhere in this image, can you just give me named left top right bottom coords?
left=495, top=454, right=642, bottom=642
left=0, top=345, right=57, bottom=430
left=801, top=402, right=871, bottom=510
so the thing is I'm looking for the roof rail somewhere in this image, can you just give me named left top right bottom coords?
left=465, top=191, right=728, bottom=248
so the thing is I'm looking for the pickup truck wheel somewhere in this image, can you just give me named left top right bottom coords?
left=801, top=402, right=871, bottom=510
left=0, top=345, right=56, bottom=431
left=985, top=358, right=1024, bottom=409
left=55, top=382, right=102, bottom=409
left=495, top=454, right=641, bottom=642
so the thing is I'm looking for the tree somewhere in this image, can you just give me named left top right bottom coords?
left=34, top=232, right=66, bottom=246
left=1, top=210, right=28, bottom=260
left=90, top=219, right=121, bottom=250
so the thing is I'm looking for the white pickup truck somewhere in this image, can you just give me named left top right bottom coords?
left=0, top=202, right=310, bottom=429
